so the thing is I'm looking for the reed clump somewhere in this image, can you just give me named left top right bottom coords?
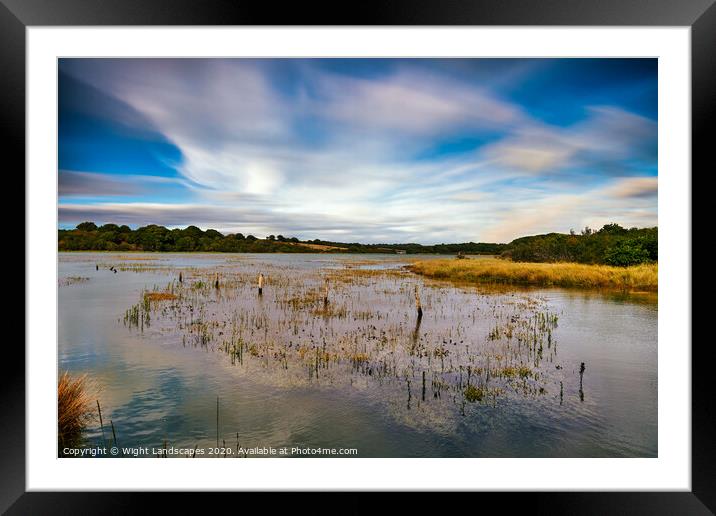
left=58, top=372, right=94, bottom=449
left=144, top=291, right=178, bottom=302
left=408, top=258, right=657, bottom=292
left=498, top=365, right=533, bottom=379
left=464, top=384, right=486, bottom=403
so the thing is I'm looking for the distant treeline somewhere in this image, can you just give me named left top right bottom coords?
left=58, top=222, right=504, bottom=255
left=303, top=239, right=506, bottom=255
left=58, top=221, right=657, bottom=265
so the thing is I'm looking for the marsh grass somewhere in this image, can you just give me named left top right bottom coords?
left=144, top=291, right=179, bottom=302
left=464, top=384, right=486, bottom=403
left=119, top=260, right=575, bottom=431
left=58, top=372, right=95, bottom=450
left=496, top=365, right=533, bottom=379
left=408, top=258, right=657, bottom=292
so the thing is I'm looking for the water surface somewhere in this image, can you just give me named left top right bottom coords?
left=58, top=252, right=657, bottom=457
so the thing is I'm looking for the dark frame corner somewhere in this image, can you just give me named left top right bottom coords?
left=5, top=0, right=711, bottom=513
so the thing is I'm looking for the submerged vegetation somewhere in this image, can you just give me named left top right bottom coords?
left=59, top=276, right=90, bottom=287
left=117, top=260, right=578, bottom=434
left=407, top=258, right=657, bottom=292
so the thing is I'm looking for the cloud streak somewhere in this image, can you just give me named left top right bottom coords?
left=59, top=170, right=185, bottom=198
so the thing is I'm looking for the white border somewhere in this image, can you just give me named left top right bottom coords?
left=27, top=27, right=691, bottom=491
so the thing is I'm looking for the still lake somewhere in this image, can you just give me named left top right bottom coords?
left=58, top=252, right=657, bottom=457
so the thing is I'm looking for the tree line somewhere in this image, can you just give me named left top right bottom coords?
left=58, top=221, right=657, bottom=265
left=58, top=222, right=505, bottom=255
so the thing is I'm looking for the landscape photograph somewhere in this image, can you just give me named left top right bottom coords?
left=57, top=57, right=657, bottom=458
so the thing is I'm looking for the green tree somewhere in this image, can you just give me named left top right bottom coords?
left=604, top=240, right=650, bottom=266
left=76, top=222, right=98, bottom=232
left=599, top=223, right=627, bottom=235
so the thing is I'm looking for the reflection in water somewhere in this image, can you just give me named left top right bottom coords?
left=411, top=316, right=422, bottom=355
left=59, top=253, right=657, bottom=457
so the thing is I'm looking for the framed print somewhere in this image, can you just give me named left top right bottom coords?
left=5, top=0, right=710, bottom=512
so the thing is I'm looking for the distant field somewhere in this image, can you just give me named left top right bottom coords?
left=407, top=258, right=658, bottom=292
left=285, top=241, right=348, bottom=251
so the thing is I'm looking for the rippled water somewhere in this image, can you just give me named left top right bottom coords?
left=58, top=252, right=657, bottom=457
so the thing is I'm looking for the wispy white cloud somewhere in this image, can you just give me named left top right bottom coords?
left=603, top=176, right=658, bottom=199
left=481, top=107, right=657, bottom=175
left=308, top=69, right=522, bottom=135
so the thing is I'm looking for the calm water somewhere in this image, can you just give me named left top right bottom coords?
left=58, top=253, right=657, bottom=457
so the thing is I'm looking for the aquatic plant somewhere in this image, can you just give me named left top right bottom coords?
left=59, top=276, right=90, bottom=287
left=58, top=372, right=94, bottom=450
left=144, top=292, right=178, bottom=302
left=464, top=384, right=485, bottom=403
left=119, top=259, right=570, bottom=429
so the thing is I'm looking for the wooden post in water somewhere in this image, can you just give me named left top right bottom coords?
left=178, top=271, right=183, bottom=283
left=214, top=273, right=220, bottom=289
left=323, top=278, right=329, bottom=306
left=258, top=273, right=264, bottom=296
left=579, top=362, right=585, bottom=402
left=414, top=285, right=423, bottom=320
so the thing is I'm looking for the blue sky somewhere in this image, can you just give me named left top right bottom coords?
left=58, top=58, right=657, bottom=243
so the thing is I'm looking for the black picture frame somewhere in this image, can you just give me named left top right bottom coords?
left=4, top=0, right=709, bottom=512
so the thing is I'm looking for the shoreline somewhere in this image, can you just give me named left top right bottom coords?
left=57, top=250, right=468, bottom=256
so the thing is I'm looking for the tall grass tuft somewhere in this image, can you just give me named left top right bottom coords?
left=408, top=258, right=657, bottom=292
left=58, top=371, right=94, bottom=450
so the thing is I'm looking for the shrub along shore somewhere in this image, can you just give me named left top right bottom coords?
left=407, top=258, right=658, bottom=292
